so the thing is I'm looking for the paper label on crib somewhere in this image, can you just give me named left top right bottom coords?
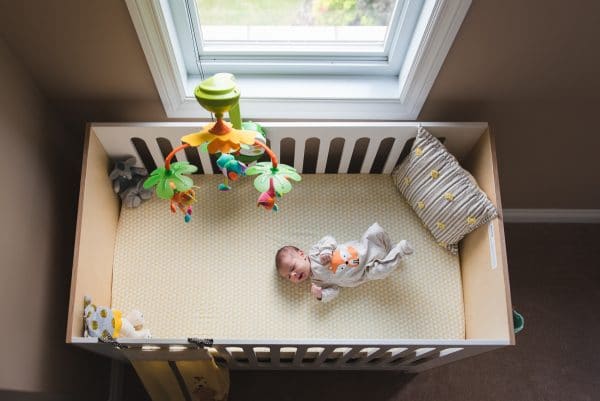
left=488, top=222, right=497, bottom=269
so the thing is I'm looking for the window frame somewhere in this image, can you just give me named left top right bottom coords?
left=182, top=0, right=422, bottom=77
left=125, top=0, right=471, bottom=119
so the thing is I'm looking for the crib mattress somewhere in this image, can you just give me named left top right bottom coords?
left=112, top=174, right=465, bottom=340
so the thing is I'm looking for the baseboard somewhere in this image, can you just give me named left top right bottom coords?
left=503, top=209, right=600, bottom=223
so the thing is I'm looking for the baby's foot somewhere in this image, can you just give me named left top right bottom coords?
left=397, top=240, right=414, bottom=256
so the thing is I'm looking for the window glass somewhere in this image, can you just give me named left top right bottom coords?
left=196, top=0, right=398, bottom=50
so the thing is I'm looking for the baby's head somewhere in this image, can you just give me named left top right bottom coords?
left=276, top=245, right=311, bottom=284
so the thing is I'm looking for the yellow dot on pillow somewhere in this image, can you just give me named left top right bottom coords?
left=415, top=147, right=424, bottom=156
left=91, top=320, right=99, bottom=330
left=431, top=170, right=440, bottom=179
left=100, top=309, right=107, bottom=318
left=436, top=221, right=446, bottom=230
left=467, top=216, right=477, bottom=225
left=403, top=177, right=411, bottom=186
left=417, top=200, right=425, bottom=209
left=438, top=241, right=447, bottom=248
left=443, top=192, right=454, bottom=201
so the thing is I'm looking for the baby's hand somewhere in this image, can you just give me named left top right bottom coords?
left=311, top=283, right=322, bottom=300
left=319, top=253, right=331, bottom=265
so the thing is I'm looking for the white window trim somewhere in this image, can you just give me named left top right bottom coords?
left=126, top=0, right=471, bottom=120
left=186, top=0, right=423, bottom=76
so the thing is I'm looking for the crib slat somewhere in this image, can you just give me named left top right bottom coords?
left=338, top=138, right=356, bottom=173
left=294, top=138, right=306, bottom=173
left=312, top=345, right=337, bottom=367
left=382, top=137, right=406, bottom=173
left=293, top=346, right=308, bottom=367
left=409, top=346, right=493, bottom=372
left=242, top=346, right=258, bottom=368
left=148, top=139, right=167, bottom=169
left=315, top=138, right=330, bottom=173
left=360, top=138, right=381, bottom=174
left=384, top=347, right=416, bottom=366
left=198, top=149, right=214, bottom=174
left=124, top=141, right=145, bottom=168
left=334, top=346, right=362, bottom=367
left=397, top=347, right=439, bottom=366
left=270, top=140, right=281, bottom=168
left=172, top=140, right=189, bottom=164
left=385, top=347, right=422, bottom=367
left=126, top=138, right=155, bottom=171
left=213, top=345, right=235, bottom=366
left=359, top=346, right=393, bottom=367
left=271, top=346, right=281, bottom=367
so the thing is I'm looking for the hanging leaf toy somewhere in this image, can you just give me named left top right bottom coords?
left=246, top=162, right=301, bottom=195
left=144, top=161, right=198, bottom=222
left=143, top=161, right=197, bottom=199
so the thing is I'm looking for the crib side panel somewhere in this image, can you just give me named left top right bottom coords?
left=66, top=127, right=120, bottom=342
left=459, top=129, right=514, bottom=343
left=207, top=341, right=505, bottom=372
left=91, top=122, right=489, bottom=174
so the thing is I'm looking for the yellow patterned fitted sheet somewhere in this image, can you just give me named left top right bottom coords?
left=112, top=175, right=464, bottom=340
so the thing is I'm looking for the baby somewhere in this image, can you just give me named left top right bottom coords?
left=276, top=223, right=413, bottom=302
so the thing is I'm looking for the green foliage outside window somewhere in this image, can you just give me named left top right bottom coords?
left=197, top=0, right=395, bottom=26
left=312, top=0, right=395, bottom=26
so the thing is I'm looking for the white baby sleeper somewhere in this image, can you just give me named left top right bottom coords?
left=310, top=223, right=414, bottom=302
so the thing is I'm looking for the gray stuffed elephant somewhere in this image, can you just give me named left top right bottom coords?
left=109, top=156, right=153, bottom=207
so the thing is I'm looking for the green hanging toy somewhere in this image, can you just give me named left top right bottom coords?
left=237, top=121, right=267, bottom=164
left=143, top=73, right=300, bottom=221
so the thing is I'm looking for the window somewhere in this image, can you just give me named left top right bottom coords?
left=126, top=0, right=471, bottom=119
left=179, top=0, right=423, bottom=76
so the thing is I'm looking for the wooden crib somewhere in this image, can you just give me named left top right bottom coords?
left=67, top=121, right=513, bottom=374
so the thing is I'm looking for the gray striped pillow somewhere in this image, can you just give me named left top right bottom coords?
left=392, top=127, right=497, bottom=254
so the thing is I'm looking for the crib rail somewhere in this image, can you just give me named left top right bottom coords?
left=208, top=342, right=502, bottom=372
left=92, top=122, right=488, bottom=175
left=72, top=337, right=504, bottom=373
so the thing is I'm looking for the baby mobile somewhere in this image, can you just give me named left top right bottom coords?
left=143, top=73, right=301, bottom=222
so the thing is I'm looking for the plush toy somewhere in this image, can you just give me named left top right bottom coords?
left=83, top=296, right=151, bottom=339
left=257, top=178, right=280, bottom=211
left=120, top=177, right=153, bottom=208
left=169, top=184, right=197, bottom=223
left=109, top=156, right=153, bottom=208
left=216, top=153, right=247, bottom=191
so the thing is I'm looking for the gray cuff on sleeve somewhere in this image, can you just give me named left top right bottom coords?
left=319, top=286, right=340, bottom=303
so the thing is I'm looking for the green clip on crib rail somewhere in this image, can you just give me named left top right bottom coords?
left=513, top=309, right=525, bottom=334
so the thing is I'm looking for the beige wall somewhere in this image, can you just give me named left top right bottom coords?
left=419, top=1, right=600, bottom=209
left=420, top=100, right=600, bottom=209
left=0, top=38, right=107, bottom=395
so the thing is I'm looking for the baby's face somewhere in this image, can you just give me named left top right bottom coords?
left=279, top=249, right=311, bottom=284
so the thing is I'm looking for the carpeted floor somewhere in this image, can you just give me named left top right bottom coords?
left=122, top=224, right=600, bottom=401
